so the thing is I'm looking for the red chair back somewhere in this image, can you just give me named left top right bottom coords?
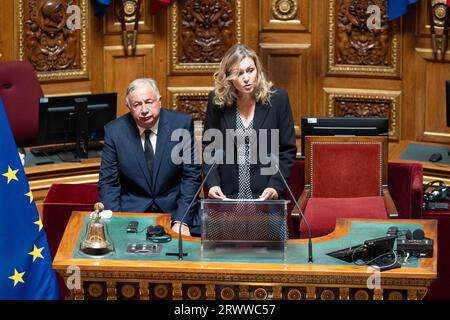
left=0, top=61, right=42, bottom=146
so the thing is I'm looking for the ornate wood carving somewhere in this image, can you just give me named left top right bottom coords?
left=168, top=87, right=213, bottom=122
left=170, top=0, right=242, bottom=73
left=334, top=98, right=390, bottom=117
left=19, top=0, right=88, bottom=81
left=328, top=0, right=401, bottom=76
left=139, top=282, right=150, bottom=300
left=324, top=88, right=401, bottom=141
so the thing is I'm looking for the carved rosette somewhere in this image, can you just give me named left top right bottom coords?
left=87, top=282, right=104, bottom=299
left=328, top=0, right=400, bottom=77
left=253, top=287, right=268, bottom=300
left=187, top=286, right=202, bottom=300
left=19, top=0, right=88, bottom=81
left=272, top=0, right=298, bottom=20
left=354, top=289, right=370, bottom=300
left=220, top=286, right=235, bottom=300
left=170, top=0, right=242, bottom=72
left=114, top=0, right=141, bottom=23
left=287, top=288, right=302, bottom=300
left=324, top=88, right=401, bottom=140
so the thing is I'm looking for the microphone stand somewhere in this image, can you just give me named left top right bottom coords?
left=275, top=163, right=313, bottom=263
left=166, top=158, right=219, bottom=260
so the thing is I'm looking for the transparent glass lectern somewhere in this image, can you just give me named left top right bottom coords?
left=201, top=199, right=289, bottom=261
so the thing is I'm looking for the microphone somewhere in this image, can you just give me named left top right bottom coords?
left=166, top=149, right=224, bottom=260
left=271, top=157, right=313, bottom=263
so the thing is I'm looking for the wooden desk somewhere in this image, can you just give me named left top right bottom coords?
left=53, top=212, right=437, bottom=300
left=389, top=140, right=450, bottom=184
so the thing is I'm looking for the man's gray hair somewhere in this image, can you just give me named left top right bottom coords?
left=126, top=78, right=161, bottom=107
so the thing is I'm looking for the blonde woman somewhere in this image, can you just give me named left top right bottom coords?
left=203, top=44, right=297, bottom=200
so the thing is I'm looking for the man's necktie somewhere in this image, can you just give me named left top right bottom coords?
left=144, top=129, right=155, bottom=180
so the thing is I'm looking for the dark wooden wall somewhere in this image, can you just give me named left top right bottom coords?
left=1, top=0, right=450, bottom=145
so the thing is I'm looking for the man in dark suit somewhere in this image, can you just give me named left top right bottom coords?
left=98, top=78, right=201, bottom=236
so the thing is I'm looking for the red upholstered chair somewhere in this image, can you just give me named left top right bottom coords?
left=42, top=183, right=99, bottom=258
left=0, top=61, right=42, bottom=147
left=42, top=183, right=98, bottom=299
left=297, top=136, right=397, bottom=238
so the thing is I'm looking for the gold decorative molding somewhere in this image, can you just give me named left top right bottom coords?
left=206, top=284, right=216, bottom=300
left=239, top=285, right=250, bottom=300
left=323, top=87, right=401, bottom=141
left=139, top=282, right=149, bottom=300
left=169, top=0, right=242, bottom=73
left=173, top=283, right=183, bottom=300
left=306, top=287, right=316, bottom=300
left=167, top=87, right=214, bottom=122
left=373, top=288, right=384, bottom=300
left=327, top=0, right=401, bottom=77
left=18, top=0, right=88, bottom=81
left=63, top=269, right=435, bottom=288
left=339, top=287, right=350, bottom=300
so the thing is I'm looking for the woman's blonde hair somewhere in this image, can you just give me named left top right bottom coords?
left=213, top=44, right=273, bottom=107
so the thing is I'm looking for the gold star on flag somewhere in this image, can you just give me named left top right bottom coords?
left=34, top=218, right=43, bottom=232
left=8, top=269, right=25, bottom=287
left=2, top=166, right=19, bottom=184
left=28, top=245, right=44, bottom=262
left=25, top=190, right=34, bottom=203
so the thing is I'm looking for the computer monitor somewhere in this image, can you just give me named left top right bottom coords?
left=34, top=92, right=117, bottom=161
left=300, top=116, right=389, bottom=156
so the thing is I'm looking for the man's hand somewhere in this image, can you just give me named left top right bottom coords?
left=259, top=188, right=279, bottom=200
left=208, top=186, right=226, bottom=199
left=172, top=222, right=191, bottom=236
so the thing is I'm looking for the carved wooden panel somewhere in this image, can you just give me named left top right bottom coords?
left=324, top=87, right=401, bottom=140
left=104, top=0, right=154, bottom=35
left=18, top=0, right=88, bottom=81
left=104, top=44, right=155, bottom=116
left=167, top=87, right=213, bottom=122
left=169, top=0, right=242, bottom=73
left=328, top=0, right=401, bottom=77
left=260, top=44, right=311, bottom=128
left=260, top=0, right=310, bottom=31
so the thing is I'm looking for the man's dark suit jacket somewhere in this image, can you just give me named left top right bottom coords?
left=203, top=87, right=297, bottom=197
left=98, top=109, right=201, bottom=226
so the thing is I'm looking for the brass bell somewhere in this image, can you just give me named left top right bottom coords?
left=79, top=202, right=115, bottom=256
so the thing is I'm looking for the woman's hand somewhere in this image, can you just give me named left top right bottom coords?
left=208, top=186, right=226, bottom=199
left=259, top=188, right=278, bottom=200
left=172, top=222, right=191, bottom=236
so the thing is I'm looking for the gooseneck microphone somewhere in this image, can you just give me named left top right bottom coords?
left=166, top=150, right=224, bottom=260
left=273, top=162, right=314, bottom=263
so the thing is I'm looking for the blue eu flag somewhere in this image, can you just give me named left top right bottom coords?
left=388, top=0, right=419, bottom=21
left=0, top=97, right=59, bottom=299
